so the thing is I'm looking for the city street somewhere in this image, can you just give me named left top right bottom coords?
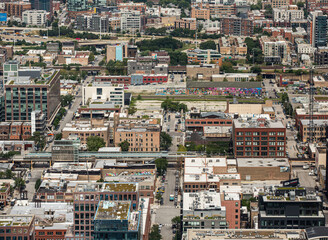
left=274, top=104, right=298, bottom=158
left=154, top=169, right=180, bottom=240
left=25, top=169, right=43, bottom=201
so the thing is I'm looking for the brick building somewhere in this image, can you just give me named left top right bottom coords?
left=0, top=215, right=35, bottom=240
left=174, top=18, right=197, bottom=30
left=191, top=7, right=210, bottom=19
left=114, top=120, right=161, bottom=152
left=5, top=1, right=31, bottom=17
left=94, top=76, right=131, bottom=85
left=232, top=118, right=286, bottom=158
left=186, top=112, right=233, bottom=132
left=142, top=74, right=168, bottom=84
left=220, top=17, right=253, bottom=36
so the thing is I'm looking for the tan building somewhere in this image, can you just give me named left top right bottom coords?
left=237, top=158, right=290, bottom=181
left=300, top=119, right=328, bottom=143
left=174, top=18, right=197, bottom=30
left=62, top=119, right=110, bottom=147
left=186, top=64, right=220, bottom=80
left=114, top=120, right=161, bottom=152
left=161, top=16, right=179, bottom=28
left=191, top=7, right=210, bottom=20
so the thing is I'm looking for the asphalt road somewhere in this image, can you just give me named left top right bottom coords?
left=155, top=169, right=180, bottom=240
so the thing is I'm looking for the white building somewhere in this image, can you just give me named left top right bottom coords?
left=22, top=10, right=47, bottom=26
left=297, top=43, right=315, bottom=54
left=273, top=6, right=304, bottom=21
left=82, top=83, right=124, bottom=107
left=120, top=10, right=141, bottom=32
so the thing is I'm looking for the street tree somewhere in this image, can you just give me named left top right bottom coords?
left=155, top=158, right=168, bottom=176
left=86, top=136, right=105, bottom=151
left=160, top=132, right=172, bottom=150
left=119, top=140, right=129, bottom=152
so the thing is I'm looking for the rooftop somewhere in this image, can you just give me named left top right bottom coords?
left=0, top=215, right=34, bottom=227
left=95, top=201, right=130, bottom=221
left=102, top=182, right=137, bottom=192
left=183, top=190, right=224, bottom=211
left=233, top=118, right=285, bottom=129
left=237, top=158, right=289, bottom=168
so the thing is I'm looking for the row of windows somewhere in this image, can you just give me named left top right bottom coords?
left=236, top=132, right=284, bottom=136
left=236, top=152, right=285, bottom=156
left=236, top=141, right=285, bottom=146
left=236, top=137, right=285, bottom=141
left=37, top=231, right=63, bottom=236
left=236, top=147, right=285, bottom=151
left=187, top=121, right=232, bottom=125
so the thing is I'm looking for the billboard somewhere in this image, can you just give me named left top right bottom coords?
left=0, top=13, right=7, bottom=22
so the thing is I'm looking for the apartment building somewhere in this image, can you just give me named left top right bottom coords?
left=273, top=6, right=304, bottom=22
left=118, top=2, right=146, bottom=13
left=315, top=47, right=328, bottom=65
left=22, top=10, right=47, bottom=26
left=191, top=7, right=210, bottom=19
left=220, top=17, right=253, bottom=36
left=5, top=1, right=31, bottom=17
left=299, top=119, right=328, bottom=143
left=106, top=44, right=137, bottom=62
left=114, top=121, right=161, bottom=152
left=308, top=10, right=327, bottom=47
left=62, top=119, right=110, bottom=147
left=182, top=190, right=228, bottom=233
left=258, top=189, right=325, bottom=229
left=95, top=76, right=131, bottom=85
left=76, top=15, right=109, bottom=32
left=260, top=36, right=290, bottom=64
left=0, top=215, right=35, bottom=240
left=4, top=70, right=60, bottom=123
left=120, top=10, right=142, bottom=32
left=232, top=118, right=286, bottom=158
left=174, top=18, right=197, bottom=30
left=218, top=37, right=247, bottom=55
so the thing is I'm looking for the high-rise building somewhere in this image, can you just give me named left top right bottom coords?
left=308, top=10, right=327, bottom=47
left=67, top=0, right=87, bottom=12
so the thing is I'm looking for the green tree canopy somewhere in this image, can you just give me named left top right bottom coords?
left=149, top=225, right=162, bottom=240
left=28, top=131, right=46, bottom=150
left=86, top=136, right=105, bottom=151
left=199, top=40, right=217, bottom=50
left=61, top=94, right=74, bottom=107
left=160, top=132, right=172, bottom=151
left=155, top=158, right=168, bottom=176
left=119, top=140, right=129, bottom=152
left=136, top=37, right=183, bottom=51
left=35, top=178, right=42, bottom=190
left=251, top=66, right=262, bottom=73
left=161, top=99, right=188, bottom=112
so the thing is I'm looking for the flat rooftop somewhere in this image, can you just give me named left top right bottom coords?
left=102, top=182, right=137, bottom=192
left=233, top=118, right=285, bottom=129
left=0, top=215, right=34, bottom=227
left=237, top=158, right=289, bottom=168
left=183, top=190, right=223, bottom=211
left=186, top=229, right=305, bottom=240
left=95, top=201, right=130, bottom=221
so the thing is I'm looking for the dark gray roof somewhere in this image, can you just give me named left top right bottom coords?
left=200, top=112, right=227, bottom=119
left=187, top=81, right=262, bottom=89
left=306, top=227, right=328, bottom=239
